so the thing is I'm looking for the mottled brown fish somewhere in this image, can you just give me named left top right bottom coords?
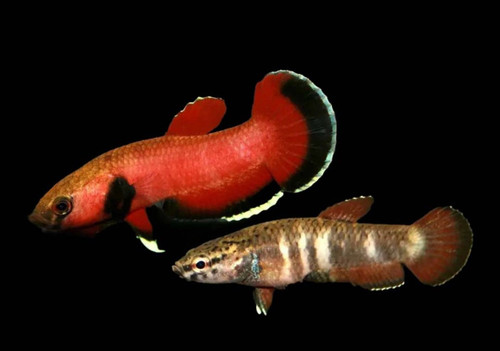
left=172, top=196, right=473, bottom=315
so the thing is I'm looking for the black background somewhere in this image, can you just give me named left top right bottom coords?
left=7, top=7, right=490, bottom=348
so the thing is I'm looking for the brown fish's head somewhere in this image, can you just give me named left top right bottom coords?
left=173, top=233, right=258, bottom=284
left=29, top=163, right=120, bottom=236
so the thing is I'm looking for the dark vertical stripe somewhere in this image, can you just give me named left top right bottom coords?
left=328, top=222, right=345, bottom=267
left=306, top=232, right=319, bottom=272
left=104, top=177, right=136, bottom=218
left=287, top=229, right=303, bottom=282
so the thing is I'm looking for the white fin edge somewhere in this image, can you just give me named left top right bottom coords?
left=138, top=236, right=165, bottom=253
left=221, top=191, right=284, bottom=222
left=271, top=71, right=336, bottom=193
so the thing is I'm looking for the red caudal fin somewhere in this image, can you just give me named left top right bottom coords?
left=405, top=207, right=473, bottom=286
left=251, top=71, right=336, bottom=193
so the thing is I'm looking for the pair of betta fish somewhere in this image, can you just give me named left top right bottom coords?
left=29, top=71, right=472, bottom=315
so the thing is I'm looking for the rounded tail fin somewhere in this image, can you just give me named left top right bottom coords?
left=251, top=70, right=336, bottom=193
left=405, top=207, right=473, bottom=286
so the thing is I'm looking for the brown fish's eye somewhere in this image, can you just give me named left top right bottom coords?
left=192, top=256, right=211, bottom=273
left=52, top=196, right=73, bottom=216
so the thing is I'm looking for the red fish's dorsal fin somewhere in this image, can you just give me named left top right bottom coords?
left=166, top=97, right=227, bottom=136
left=318, top=196, right=374, bottom=222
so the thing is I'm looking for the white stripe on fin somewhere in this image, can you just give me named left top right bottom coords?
left=221, top=191, right=284, bottom=222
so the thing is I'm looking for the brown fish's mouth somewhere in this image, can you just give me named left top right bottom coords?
left=172, top=264, right=185, bottom=278
left=28, top=212, right=61, bottom=232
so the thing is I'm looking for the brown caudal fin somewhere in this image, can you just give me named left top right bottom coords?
left=318, top=196, right=374, bottom=222
left=405, top=207, right=473, bottom=286
left=251, top=71, right=336, bottom=193
left=166, top=97, right=227, bottom=136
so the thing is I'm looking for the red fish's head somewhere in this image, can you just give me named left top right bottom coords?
left=29, top=167, right=118, bottom=237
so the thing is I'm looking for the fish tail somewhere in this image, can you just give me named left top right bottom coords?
left=405, top=207, right=473, bottom=286
left=251, top=70, right=336, bottom=192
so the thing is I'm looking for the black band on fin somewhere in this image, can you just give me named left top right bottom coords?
left=104, top=177, right=136, bottom=219
left=160, top=181, right=282, bottom=221
left=280, top=75, right=334, bottom=191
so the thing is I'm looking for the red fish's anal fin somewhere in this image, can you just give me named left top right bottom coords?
left=253, top=287, right=275, bottom=316
left=166, top=97, right=226, bottom=136
left=326, top=262, right=405, bottom=290
left=318, top=196, right=374, bottom=222
left=405, top=207, right=472, bottom=286
left=160, top=167, right=280, bottom=222
left=125, top=209, right=164, bottom=253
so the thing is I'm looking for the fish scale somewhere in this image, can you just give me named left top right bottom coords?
left=173, top=196, right=473, bottom=315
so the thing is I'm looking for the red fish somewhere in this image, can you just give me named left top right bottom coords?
left=172, top=196, right=473, bottom=315
left=29, top=71, right=336, bottom=252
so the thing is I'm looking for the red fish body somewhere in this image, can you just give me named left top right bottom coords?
left=173, top=197, right=473, bottom=315
left=29, top=71, right=336, bottom=251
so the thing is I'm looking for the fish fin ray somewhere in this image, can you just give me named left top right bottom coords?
left=252, top=70, right=336, bottom=192
left=166, top=97, right=226, bottom=136
left=330, top=263, right=405, bottom=290
left=318, top=196, right=374, bottom=222
left=405, top=207, right=472, bottom=286
left=160, top=180, right=283, bottom=222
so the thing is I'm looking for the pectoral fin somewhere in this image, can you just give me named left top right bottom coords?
left=253, top=287, right=274, bottom=316
left=125, top=208, right=164, bottom=253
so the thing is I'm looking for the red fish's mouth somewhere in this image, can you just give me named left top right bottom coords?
left=28, top=212, right=61, bottom=232
left=29, top=212, right=114, bottom=238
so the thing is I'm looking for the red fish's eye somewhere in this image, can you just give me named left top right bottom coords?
left=192, top=256, right=211, bottom=273
left=52, top=196, right=73, bottom=216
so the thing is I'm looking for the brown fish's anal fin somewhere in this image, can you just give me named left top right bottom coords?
left=125, top=209, right=164, bottom=253
left=253, top=287, right=275, bottom=316
left=329, top=262, right=405, bottom=290
left=166, top=97, right=227, bottom=136
left=318, top=196, right=374, bottom=222
left=405, top=207, right=472, bottom=286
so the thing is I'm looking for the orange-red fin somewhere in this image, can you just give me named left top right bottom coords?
left=160, top=173, right=282, bottom=222
left=306, top=262, right=405, bottom=290
left=251, top=70, right=336, bottom=193
left=253, top=287, right=274, bottom=316
left=125, top=209, right=153, bottom=236
left=166, top=97, right=226, bottom=136
left=125, top=209, right=164, bottom=253
left=318, top=196, right=374, bottom=222
left=333, top=263, right=405, bottom=290
left=405, top=207, right=472, bottom=286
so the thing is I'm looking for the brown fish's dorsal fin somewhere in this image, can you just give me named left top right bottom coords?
left=166, top=97, right=227, bottom=136
left=318, top=196, right=374, bottom=222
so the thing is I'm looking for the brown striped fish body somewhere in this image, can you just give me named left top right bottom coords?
left=172, top=196, right=472, bottom=315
